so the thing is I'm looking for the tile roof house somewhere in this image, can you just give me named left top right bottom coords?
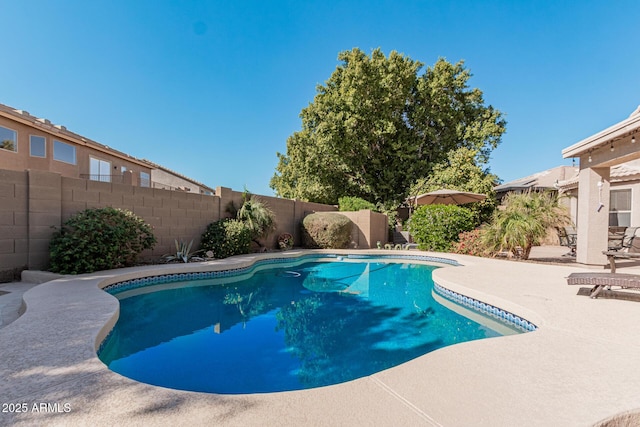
left=494, top=165, right=579, bottom=202
left=561, top=105, right=640, bottom=265
left=0, top=102, right=214, bottom=195
left=495, top=160, right=640, bottom=231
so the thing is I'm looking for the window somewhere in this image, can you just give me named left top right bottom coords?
left=30, top=135, right=46, bottom=157
left=610, top=189, right=631, bottom=227
left=90, top=157, right=112, bottom=182
left=0, top=125, right=17, bottom=152
left=53, top=140, right=76, bottom=164
left=140, top=171, right=150, bottom=188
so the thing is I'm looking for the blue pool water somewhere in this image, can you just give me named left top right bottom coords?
left=99, top=260, right=516, bottom=394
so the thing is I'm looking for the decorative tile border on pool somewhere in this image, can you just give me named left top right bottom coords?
left=103, top=253, right=459, bottom=295
left=433, top=283, right=537, bottom=332
left=346, top=253, right=460, bottom=266
left=102, top=254, right=330, bottom=294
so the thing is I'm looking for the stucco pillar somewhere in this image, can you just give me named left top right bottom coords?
left=576, top=166, right=610, bottom=265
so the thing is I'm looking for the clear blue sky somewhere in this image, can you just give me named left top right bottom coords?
left=2, top=1, right=639, bottom=196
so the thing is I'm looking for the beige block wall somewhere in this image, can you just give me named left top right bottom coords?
left=337, top=210, right=389, bottom=249
left=0, top=171, right=388, bottom=279
left=215, top=187, right=339, bottom=248
left=0, top=170, right=29, bottom=280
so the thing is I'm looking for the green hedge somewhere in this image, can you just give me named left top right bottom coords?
left=200, top=219, right=252, bottom=258
left=49, top=207, right=157, bottom=274
left=338, top=196, right=377, bottom=212
left=301, top=212, right=353, bottom=249
left=408, top=205, right=476, bottom=252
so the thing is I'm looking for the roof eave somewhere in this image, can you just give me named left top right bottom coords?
left=562, top=113, right=640, bottom=158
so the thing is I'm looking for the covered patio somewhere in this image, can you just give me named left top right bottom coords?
left=562, top=106, right=640, bottom=266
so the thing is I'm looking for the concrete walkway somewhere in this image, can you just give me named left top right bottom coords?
left=0, top=270, right=60, bottom=329
left=1, top=249, right=639, bottom=426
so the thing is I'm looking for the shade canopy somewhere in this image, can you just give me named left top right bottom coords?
left=414, top=189, right=486, bottom=205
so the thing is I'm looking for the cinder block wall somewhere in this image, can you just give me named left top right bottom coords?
left=338, top=210, right=390, bottom=249
left=0, top=170, right=29, bottom=281
left=216, top=187, right=339, bottom=248
left=60, top=177, right=220, bottom=260
left=0, top=170, right=388, bottom=279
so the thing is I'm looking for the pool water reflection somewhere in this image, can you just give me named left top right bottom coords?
left=99, top=260, right=512, bottom=394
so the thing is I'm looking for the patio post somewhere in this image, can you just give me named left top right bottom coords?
left=576, top=166, right=609, bottom=265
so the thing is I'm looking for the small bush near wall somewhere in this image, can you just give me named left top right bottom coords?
left=200, top=219, right=252, bottom=258
left=338, top=196, right=377, bottom=212
left=408, top=205, right=476, bottom=252
left=302, top=212, right=353, bottom=249
left=49, top=207, right=157, bottom=274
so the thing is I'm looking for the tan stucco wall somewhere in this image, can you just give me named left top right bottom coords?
left=0, top=173, right=387, bottom=279
left=338, top=210, right=389, bottom=249
left=0, top=115, right=152, bottom=183
left=215, top=187, right=340, bottom=249
left=150, top=169, right=210, bottom=194
left=0, top=169, right=29, bottom=280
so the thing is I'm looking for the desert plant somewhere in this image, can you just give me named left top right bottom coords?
left=49, top=207, right=156, bottom=274
left=408, top=204, right=476, bottom=252
left=338, top=196, right=377, bottom=212
left=236, top=194, right=277, bottom=246
left=200, top=219, right=252, bottom=259
left=482, top=190, right=571, bottom=260
left=301, top=212, right=353, bottom=249
left=163, top=239, right=202, bottom=263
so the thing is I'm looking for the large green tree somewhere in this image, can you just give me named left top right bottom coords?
left=270, top=48, right=506, bottom=206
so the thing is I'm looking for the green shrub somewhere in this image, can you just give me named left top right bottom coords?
left=338, top=196, right=377, bottom=212
left=200, top=219, right=252, bottom=258
left=49, top=207, right=157, bottom=274
left=301, top=212, right=353, bottom=249
left=408, top=205, right=476, bottom=252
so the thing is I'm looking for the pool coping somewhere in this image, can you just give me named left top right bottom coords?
left=2, top=249, right=640, bottom=426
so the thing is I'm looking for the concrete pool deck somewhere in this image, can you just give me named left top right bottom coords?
left=1, top=249, right=640, bottom=426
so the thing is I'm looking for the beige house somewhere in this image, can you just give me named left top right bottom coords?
left=557, top=160, right=640, bottom=229
left=0, top=103, right=214, bottom=195
left=494, top=165, right=578, bottom=203
left=562, top=105, right=640, bottom=265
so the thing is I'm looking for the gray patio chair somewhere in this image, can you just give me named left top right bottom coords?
left=557, top=226, right=576, bottom=255
left=608, top=227, right=639, bottom=251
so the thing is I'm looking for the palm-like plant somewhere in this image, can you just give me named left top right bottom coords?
left=237, top=196, right=276, bottom=245
left=483, top=190, right=571, bottom=259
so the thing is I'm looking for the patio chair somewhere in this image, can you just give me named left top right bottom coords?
left=557, top=226, right=577, bottom=256
left=608, top=227, right=639, bottom=252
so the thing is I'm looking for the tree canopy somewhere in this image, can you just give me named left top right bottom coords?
left=409, top=147, right=499, bottom=222
left=270, top=48, right=506, bottom=207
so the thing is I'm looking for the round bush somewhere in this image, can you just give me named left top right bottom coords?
left=49, top=207, right=157, bottom=274
left=200, top=219, right=252, bottom=258
left=408, top=205, right=476, bottom=252
left=301, top=212, right=353, bottom=249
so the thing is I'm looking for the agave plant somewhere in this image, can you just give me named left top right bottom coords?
left=163, top=239, right=202, bottom=263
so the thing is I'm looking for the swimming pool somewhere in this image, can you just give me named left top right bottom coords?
left=98, top=255, right=533, bottom=394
